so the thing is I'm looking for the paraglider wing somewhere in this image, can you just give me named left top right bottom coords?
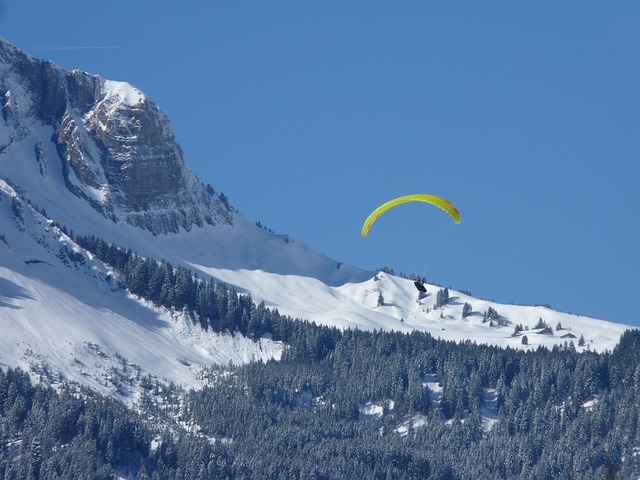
left=361, top=194, right=460, bottom=238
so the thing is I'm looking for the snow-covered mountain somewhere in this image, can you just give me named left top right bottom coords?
left=0, top=36, right=634, bottom=400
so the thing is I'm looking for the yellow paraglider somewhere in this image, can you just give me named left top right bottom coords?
left=361, top=194, right=460, bottom=238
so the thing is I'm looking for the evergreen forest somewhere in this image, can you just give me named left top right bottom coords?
left=1, top=236, right=639, bottom=479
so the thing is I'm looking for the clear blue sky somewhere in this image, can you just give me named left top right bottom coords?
left=2, top=2, right=639, bottom=326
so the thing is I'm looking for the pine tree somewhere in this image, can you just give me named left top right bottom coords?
left=435, top=288, right=449, bottom=308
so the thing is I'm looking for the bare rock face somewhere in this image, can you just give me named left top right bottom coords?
left=0, top=36, right=232, bottom=234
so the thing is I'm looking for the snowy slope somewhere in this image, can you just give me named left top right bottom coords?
left=0, top=179, right=284, bottom=399
left=192, top=265, right=630, bottom=353
left=0, top=117, right=365, bottom=285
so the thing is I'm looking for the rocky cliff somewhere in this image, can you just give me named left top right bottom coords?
left=0, top=37, right=232, bottom=234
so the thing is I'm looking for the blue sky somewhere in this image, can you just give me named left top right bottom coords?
left=2, top=1, right=639, bottom=326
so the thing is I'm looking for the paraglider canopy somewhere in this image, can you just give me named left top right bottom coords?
left=361, top=193, right=460, bottom=238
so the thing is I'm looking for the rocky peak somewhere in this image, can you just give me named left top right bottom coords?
left=0, top=36, right=232, bottom=234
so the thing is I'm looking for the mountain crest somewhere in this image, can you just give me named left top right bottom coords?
left=0, top=36, right=231, bottom=234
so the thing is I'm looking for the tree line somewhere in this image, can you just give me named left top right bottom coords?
left=75, top=234, right=305, bottom=343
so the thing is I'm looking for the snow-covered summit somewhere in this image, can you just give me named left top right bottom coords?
left=102, top=79, right=145, bottom=106
left=0, top=35, right=231, bottom=235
